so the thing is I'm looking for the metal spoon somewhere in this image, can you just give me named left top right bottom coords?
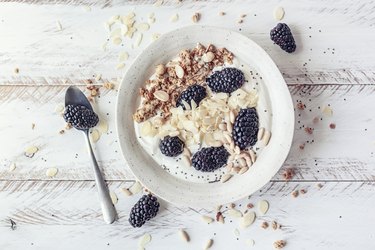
left=65, top=86, right=117, bottom=224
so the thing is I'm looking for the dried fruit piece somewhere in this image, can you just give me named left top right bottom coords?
left=46, top=167, right=58, bottom=177
left=273, top=240, right=286, bottom=249
left=291, top=190, right=299, bottom=198
left=261, top=221, right=269, bottom=229
left=258, top=200, right=269, bottom=215
left=192, top=12, right=201, bottom=23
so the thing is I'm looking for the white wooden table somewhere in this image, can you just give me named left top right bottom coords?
left=1, top=1, right=375, bottom=249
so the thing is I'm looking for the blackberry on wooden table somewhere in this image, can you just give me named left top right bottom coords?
left=129, top=194, right=160, bottom=228
left=270, top=23, right=296, bottom=53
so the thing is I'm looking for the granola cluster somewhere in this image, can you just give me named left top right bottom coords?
left=133, top=43, right=234, bottom=123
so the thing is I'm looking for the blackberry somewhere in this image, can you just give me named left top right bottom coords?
left=129, top=194, right=160, bottom=228
left=232, top=108, right=259, bottom=150
left=63, top=104, right=99, bottom=130
left=192, top=146, right=229, bottom=172
left=206, top=68, right=245, bottom=93
left=159, top=136, right=184, bottom=157
left=270, top=23, right=296, bottom=53
left=176, top=85, right=207, bottom=110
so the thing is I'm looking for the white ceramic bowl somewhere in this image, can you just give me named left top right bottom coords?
left=116, top=25, right=294, bottom=207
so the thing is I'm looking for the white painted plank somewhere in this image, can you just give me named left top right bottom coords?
left=1, top=84, right=374, bottom=181
left=0, top=180, right=374, bottom=249
left=0, top=1, right=375, bottom=85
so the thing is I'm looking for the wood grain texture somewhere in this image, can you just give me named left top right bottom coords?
left=0, top=180, right=374, bottom=249
left=1, top=84, right=374, bottom=181
left=1, top=1, right=375, bottom=86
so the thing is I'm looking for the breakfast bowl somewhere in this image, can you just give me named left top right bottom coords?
left=116, top=25, right=294, bottom=207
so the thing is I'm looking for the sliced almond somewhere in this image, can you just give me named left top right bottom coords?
left=110, top=191, right=118, bottom=205
left=129, top=181, right=142, bottom=194
left=116, top=62, right=125, bottom=70
left=323, top=106, right=333, bottom=116
left=233, top=228, right=240, bottom=237
left=220, top=173, right=232, bottom=183
left=244, top=156, right=252, bottom=167
left=228, top=208, right=242, bottom=218
left=258, top=200, right=269, bottom=215
left=257, top=127, right=265, bottom=141
left=175, top=65, right=184, bottom=78
left=135, top=33, right=143, bottom=47
left=273, top=6, right=285, bottom=21
left=240, top=211, right=256, bottom=228
left=219, top=123, right=227, bottom=130
left=237, top=158, right=246, bottom=167
left=234, top=146, right=241, bottom=155
left=46, top=167, right=58, bottom=177
left=141, top=121, right=152, bottom=136
left=201, top=215, right=214, bottom=224
left=170, top=13, right=179, bottom=22
left=56, top=20, right=62, bottom=31
left=183, top=148, right=191, bottom=157
left=54, top=103, right=65, bottom=114
left=121, top=188, right=132, bottom=196
left=136, top=22, right=150, bottom=31
left=139, top=233, right=152, bottom=247
left=227, top=123, right=233, bottom=133
left=112, top=37, right=122, bottom=45
left=182, top=155, right=191, bottom=167
left=97, top=119, right=109, bottom=134
left=249, top=149, right=256, bottom=163
left=204, top=239, right=213, bottom=249
left=118, top=51, right=129, bottom=62
left=179, top=229, right=190, bottom=242
left=153, top=0, right=163, bottom=7
left=262, top=131, right=271, bottom=146
left=239, top=166, right=249, bottom=174
left=90, top=129, right=100, bottom=143
left=9, top=162, right=16, bottom=171
left=202, top=52, right=215, bottom=63
left=229, top=111, right=235, bottom=124
left=25, top=146, right=38, bottom=156
left=245, top=239, right=255, bottom=247
left=153, top=90, right=169, bottom=102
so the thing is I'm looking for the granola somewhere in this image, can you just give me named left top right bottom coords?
left=133, top=43, right=234, bottom=123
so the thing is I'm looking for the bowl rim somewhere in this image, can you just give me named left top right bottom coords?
left=115, top=25, right=294, bottom=207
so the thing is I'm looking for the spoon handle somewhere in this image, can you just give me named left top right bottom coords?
left=84, top=131, right=117, bottom=224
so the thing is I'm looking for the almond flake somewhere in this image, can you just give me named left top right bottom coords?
left=239, top=166, right=249, bottom=174
left=118, top=51, right=129, bottom=62
left=258, top=200, right=269, bottom=215
left=257, top=127, right=265, bottom=141
left=153, top=0, right=163, bottom=7
left=148, top=17, right=156, bottom=24
left=121, top=188, right=133, bottom=196
left=25, top=146, right=38, bottom=156
left=90, top=129, right=100, bottom=143
left=175, top=65, right=184, bottom=78
left=95, top=74, right=102, bottom=81
left=323, top=106, right=333, bottom=116
left=233, top=228, right=240, bottom=237
left=262, top=130, right=271, bottom=146
left=170, top=14, right=179, bottom=22
left=97, top=119, right=109, bottom=134
left=9, top=162, right=16, bottom=171
left=129, top=181, right=142, bottom=194
left=220, top=173, right=232, bottom=183
left=273, top=6, right=285, bottom=21
left=202, top=52, right=215, bottom=62
left=110, top=191, right=118, bottom=204
left=153, top=90, right=169, bottom=102
left=182, top=155, right=191, bottom=167
left=179, top=229, right=190, bottom=242
left=56, top=20, right=62, bottom=31
left=116, top=62, right=125, bottom=70
left=240, top=211, right=256, bottom=228
left=139, top=233, right=152, bottom=247
left=135, top=33, right=143, bottom=47
left=137, top=22, right=150, bottom=31
left=245, top=239, right=255, bottom=247
left=112, top=37, right=122, bottom=45
left=46, top=167, right=58, bottom=177
left=228, top=208, right=242, bottom=218
left=201, top=215, right=214, bottom=224
left=204, top=239, right=213, bottom=250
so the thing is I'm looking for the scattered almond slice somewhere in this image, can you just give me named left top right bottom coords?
left=110, top=191, right=118, bottom=204
left=121, top=188, right=132, bottom=196
left=97, top=119, right=108, bottom=134
left=135, top=33, right=143, bottom=47
left=201, top=215, right=214, bottom=224
left=153, top=0, right=163, bottom=7
left=273, top=6, right=285, bottom=20
left=228, top=208, right=242, bottom=218
left=170, top=14, right=179, bottom=22
left=90, top=129, right=100, bottom=143
left=136, top=22, right=150, bottom=31
left=46, top=167, right=58, bottom=177
left=179, top=229, right=190, bottom=242
left=220, top=173, right=232, bottom=183
left=323, top=106, right=333, bottom=116
left=202, top=52, right=215, bottom=62
left=139, top=233, right=152, bottom=248
left=262, top=131, right=271, bottom=146
left=257, top=127, right=265, bottom=141
left=129, top=181, right=142, bottom=194
left=240, top=211, right=256, bottom=228
left=56, top=20, right=62, bottom=31
left=233, top=228, right=240, bottom=237
left=25, top=146, right=38, bottom=157
left=112, top=37, right=122, bottom=45
left=118, top=51, right=129, bottom=62
left=258, top=200, right=269, bottom=215
left=153, top=90, right=169, bottom=102
left=203, top=239, right=213, bottom=249
left=116, top=62, right=125, bottom=70
left=148, top=17, right=156, bottom=24
left=245, top=239, right=255, bottom=247
left=110, top=28, right=121, bottom=38
left=9, top=162, right=16, bottom=171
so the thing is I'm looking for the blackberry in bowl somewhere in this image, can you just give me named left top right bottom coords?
left=192, top=146, right=229, bottom=172
left=232, top=108, right=259, bottom=150
left=206, top=68, right=245, bottom=93
left=159, top=136, right=184, bottom=157
left=176, top=84, right=207, bottom=110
